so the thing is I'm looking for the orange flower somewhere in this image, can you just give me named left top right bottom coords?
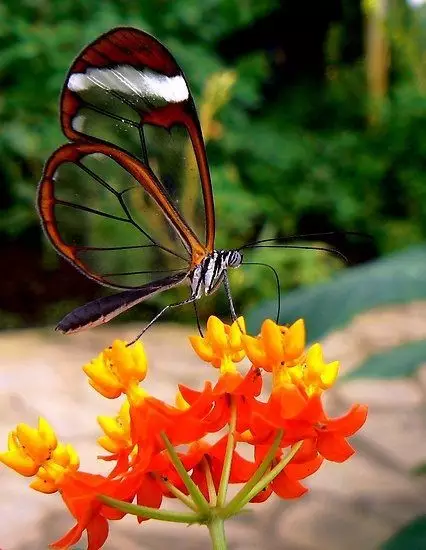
left=52, top=457, right=168, bottom=547
left=246, top=396, right=367, bottom=464
left=165, top=436, right=255, bottom=502
left=178, top=365, right=262, bottom=434
left=51, top=472, right=113, bottom=550
left=253, top=442, right=324, bottom=501
left=314, top=403, right=368, bottom=462
left=1, top=315, right=368, bottom=550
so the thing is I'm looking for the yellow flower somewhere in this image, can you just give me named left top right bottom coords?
left=241, top=319, right=338, bottom=398
left=271, top=342, right=339, bottom=398
left=302, top=343, right=340, bottom=396
left=31, top=443, right=79, bottom=493
left=189, top=316, right=246, bottom=374
left=0, top=417, right=56, bottom=476
left=0, top=418, right=79, bottom=493
left=242, top=319, right=305, bottom=371
left=97, top=400, right=133, bottom=453
left=83, top=340, right=148, bottom=399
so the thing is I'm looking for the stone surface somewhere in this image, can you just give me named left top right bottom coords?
left=2, top=303, right=426, bottom=549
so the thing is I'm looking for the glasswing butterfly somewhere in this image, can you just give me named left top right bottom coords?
left=37, top=27, right=244, bottom=337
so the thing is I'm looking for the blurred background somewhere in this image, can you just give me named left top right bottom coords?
left=2, top=0, right=426, bottom=330
left=1, top=0, right=426, bottom=549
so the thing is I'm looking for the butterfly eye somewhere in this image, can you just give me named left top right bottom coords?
left=228, top=251, right=242, bottom=268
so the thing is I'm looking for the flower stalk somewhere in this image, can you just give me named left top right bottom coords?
left=208, top=515, right=227, bottom=550
left=100, top=495, right=200, bottom=524
left=222, top=429, right=283, bottom=518
left=217, top=396, right=237, bottom=506
left=161, top=432, right=210, bottom=515
left=238, top=441, right=303, bottom=509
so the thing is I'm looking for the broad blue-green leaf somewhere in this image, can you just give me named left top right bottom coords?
left=246, top=245, right=426, bottom=341
left=343, top=339, right=426, bottom=380
left=382, top=516, right=426, bottom=550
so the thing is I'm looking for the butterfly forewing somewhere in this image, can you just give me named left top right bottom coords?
left=60, top=27, right=215, bottom=252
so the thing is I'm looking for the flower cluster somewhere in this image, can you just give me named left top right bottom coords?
left=0, top=317, right=367, bottom=549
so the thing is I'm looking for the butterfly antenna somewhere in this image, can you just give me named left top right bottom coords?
left=243, top=261, right=281, bottom=324
left=241, top=243, right=350, bottom=265
left=239, top=231, right=373, bottom=250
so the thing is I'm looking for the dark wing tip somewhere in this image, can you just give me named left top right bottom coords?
left=55, top=313, right=80, bottom=334
left=55, top=321, right=69, bottom=334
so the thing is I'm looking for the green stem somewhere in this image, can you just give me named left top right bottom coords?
left=222, top=429, right=283, bottom=518
left=203, top=457, right=217, bottom=506
left=163, top=479, right=198, bottom=511
left=239, top=441, right=303, bottom=508
left=161, top=431, right=210, bottom=515
left=217, top=396, right=237, bottom=506
left=100, top=495, right=200, bottom=524
left=208, top=515, right=227, bottom=550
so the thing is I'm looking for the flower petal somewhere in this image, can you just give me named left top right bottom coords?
left=250, top=483, right=273, bottom=503
left=0, top=451, right=38, bottom=476
left=207, top=316, right=228, bottom=354
left=317, top=432, right=355, bottom=462
left=189, top=335, right=214, bottom=362
left=285, top=454, right=323, bottom=479
left=272, top=385, right=307, bottom=419
left=261, top=319, right=284, bottom=363
left=136, top=474, right=163, bottom=523
left=50, top=523, right=84, bottom=549
left=242, top=335, right=268, bottom=367
left=325, top=404, right=368, bottom=436
left=86, top=515, right=109, bottom=550
left=30, top=476, right=58, bottom=493
left=272, top=471, right=308, bottom=499
left=283, top=319, right=305, bottom=361
left=38, top=417, right=58, bottom=449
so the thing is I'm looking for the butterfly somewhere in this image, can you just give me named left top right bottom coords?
left=37, top=27, right=245, bottom=338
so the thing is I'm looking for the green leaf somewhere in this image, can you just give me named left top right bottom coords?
left=246, top=245, right=426, bottom=341
left=382, top=516, right=426, bottom=550
left=412, top=462, right=426, bottom=476
left=344, top=339, right=426, bottom=380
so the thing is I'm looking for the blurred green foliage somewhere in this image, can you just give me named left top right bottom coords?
left=1, top=0, right=426, bottom=328
left=247, top=244, right=426, bottom=339
left=382, top=515, right=426, bottom=549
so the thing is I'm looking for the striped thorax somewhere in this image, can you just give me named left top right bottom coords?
left=189, top=250, right=242, bottom=299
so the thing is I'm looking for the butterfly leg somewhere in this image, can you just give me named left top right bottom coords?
left=223, top=270, right=241, bottom=327
left=127, top=295, right=198, bottom=346
left=193, top=300, right=204, bottom=337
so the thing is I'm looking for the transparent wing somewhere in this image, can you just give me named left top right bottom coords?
left=60, top=27, right=215, bottom=252
left=38, top=142, right=204, bottom=289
